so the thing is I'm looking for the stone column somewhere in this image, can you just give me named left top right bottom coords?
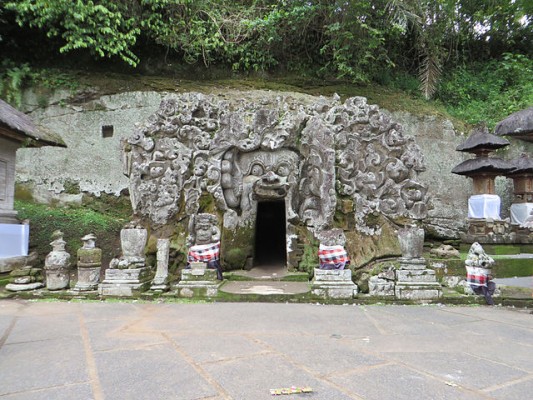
left=151, top=238, right=170, bottom=291
left=73, top=233, right=102, bottom=292
left=394, top=225, right=441, bottom=300
left=44, top=231, right=71, bottom=290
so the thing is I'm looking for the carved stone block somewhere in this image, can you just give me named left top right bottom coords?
left=99, top=267, right=152, bottom=297
left=311, top=268, right=358, bottom=299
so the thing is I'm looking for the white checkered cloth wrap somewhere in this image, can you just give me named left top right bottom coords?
left=187, top=242, right=220, bottom=263
left=318, top=244, right=350, bottom=267
left=466, top=265, right=491, bottom=287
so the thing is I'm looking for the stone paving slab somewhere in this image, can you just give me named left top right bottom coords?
left=0, top=300, right=532, bottom=400
left=220, top=280, right=310, bottom=295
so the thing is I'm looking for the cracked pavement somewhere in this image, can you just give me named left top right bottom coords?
left=0, top=300, right=532, bottom=399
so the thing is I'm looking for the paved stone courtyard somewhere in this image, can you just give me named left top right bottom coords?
left=0, top=300, right=532, bottom=400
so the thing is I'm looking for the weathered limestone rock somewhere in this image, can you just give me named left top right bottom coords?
left=73, top=233, right=102, bottom=292
left=124, top=93, right=430, bottom=271
left=429, top=244, right=460, bottom=258
left=151, top=238, right=170, bottom=291
left=43, top=230, right=71, bottom=290
left=5, top=252, right=44, bottom=292
left=394, top=225, right=441, bottom=300
left=99, top=223, right=151, bottom=297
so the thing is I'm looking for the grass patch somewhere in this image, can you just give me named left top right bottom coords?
left=14, top=199, right=129, bottom=267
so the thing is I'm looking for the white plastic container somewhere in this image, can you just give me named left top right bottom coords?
left=0, top=223, right=29, bottom=258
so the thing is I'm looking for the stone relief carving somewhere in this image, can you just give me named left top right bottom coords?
left=124, top=93, right=430, bottom=238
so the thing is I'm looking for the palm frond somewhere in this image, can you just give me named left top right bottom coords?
left=419, top=52, right=441, bottom=100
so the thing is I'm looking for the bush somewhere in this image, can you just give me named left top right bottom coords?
left=438, top=53, right=533, bottom=127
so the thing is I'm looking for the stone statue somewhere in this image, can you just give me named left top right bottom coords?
left=186, top=213, right=222, bottom=280
left=44, top=230, right=71, bottom=290
left=465, top=242, right=496, bottom=305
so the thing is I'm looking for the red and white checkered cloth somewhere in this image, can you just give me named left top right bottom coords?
left=318, top=244, right=350, bottom=267
left=187, top=242, right=220, bottom=263
left=466, top=266, right=491, bottom=287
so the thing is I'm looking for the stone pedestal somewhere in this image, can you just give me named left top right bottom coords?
left=395, top=260, right=442, bottom=300
left=99, top=267, right=152, bottom=297
left=174, top=262, right=220, bottom=297
left=311, top=268, right=358, bottom=299
left=395, top=226, right=441, bottom=301
left=368, top=276, right=395, bottom=297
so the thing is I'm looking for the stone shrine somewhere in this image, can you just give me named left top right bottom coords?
left=175, top=213, right=222, bottom=297
left=44, top=230, right=71, bottom=290
left=311, top=229, right=358, bottom=299
left=394, top=225, right=441, bottom=300
left=123, top=93, right=430, bottom=279
left=99, top=222, right=151, bottom=297
left=73, top=233, right=102, bottom=292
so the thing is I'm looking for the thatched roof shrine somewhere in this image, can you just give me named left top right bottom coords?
left=507, top=154, right=533, bottom=176
left=0, top=99, right=66, bottom=147
left=456, top=125, right=509, bottom=154
left=494, top=107, right=533, bottom=141
left=451, top=157, right=514, bottom=176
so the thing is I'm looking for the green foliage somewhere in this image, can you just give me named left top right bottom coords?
left=0, top=61, right=32, bottom=107
left=6, top=0, right=140, bottom=66
left=438, top=53, right=533, bottom=127
left=0, top=61, right=79, bottom=106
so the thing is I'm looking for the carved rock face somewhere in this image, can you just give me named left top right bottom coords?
left=123, top=93, right=430, bottom=237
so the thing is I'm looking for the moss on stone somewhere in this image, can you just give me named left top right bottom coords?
left=298, top=243, right=319, bottom=277
left=63, top=180, right=80, bottom=195
left=77, top=248, right=102, bottom=263
left=221, top=223, right=255, bottom=270
left=224, top=248, right=247, bottom=269
left=14, top=183, right=34, bottom=201
left=198, top=193, right=216, bottom=214
left=346, top=215, right=401, bottom=268
left=520, top=244, right=533, bottom=253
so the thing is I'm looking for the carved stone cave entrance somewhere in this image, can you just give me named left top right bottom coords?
left=254, top=200, right=287, bottom=268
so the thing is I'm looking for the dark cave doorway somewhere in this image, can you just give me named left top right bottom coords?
left=254, top=201, right=287, bottom=268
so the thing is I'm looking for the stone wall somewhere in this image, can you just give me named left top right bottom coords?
left=17, top=91, right=165, bottom=202
left=15, top=88, right=531, bottom=239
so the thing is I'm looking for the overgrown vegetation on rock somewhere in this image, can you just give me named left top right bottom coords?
left=0, top=0, right=531, bottom=126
